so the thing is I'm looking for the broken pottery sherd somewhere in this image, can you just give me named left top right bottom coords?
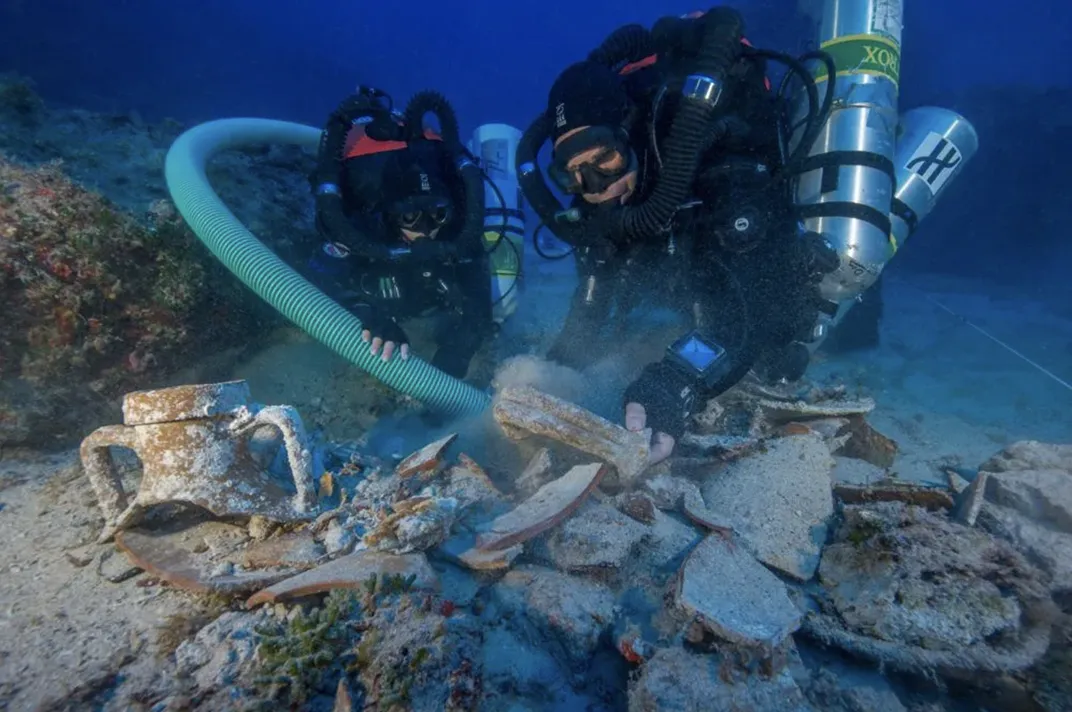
left=476, top=463, right=607, bottom=551
left=681, top=488, right=735, bottom=538
left=628, top=646, right=812, bottom=712
left=834, top=414, right=899, bottom=468
left=679, top=432, right=761, bottom=459
left=699, top=433, right=835, bottom=581
left=395, top=433, right=458, bottom=478
left=493, top=386, right=650, bottom=483
left=240, top=531, right=325, bottom=570
left=441, top=454, right=506, bottom=514
left=492, top=565, right=616, bottom=671
left=945, top=468, right=972, bottom=494
left=541, top=499, right=651, bottom=572
left=616, top=492, right=656, bottom=524
left=833, top=481, right=954, bottom=510
left=364, top=496, right=458, bottom=554
left=246, top=550, right=438, bottom=607
left=781, top=417, right=850, bottom=440
left=115, top=529, right=298, bottom=596
left=436, top=532, right=522, bottom=571
left=514, top=446, right=555, bottom=497
left=812, top=502, right=1052, bottom=674
left=81, top=381, right=318, bottom=543
left=974, top=440, right=1072, bottom=595
left=831, top=456, right=888, bottom=487
left=952, top=471, right=989, bottom=526
left=676, top=534, right=802, bottom=649
left=756, top=397, right=875, bottom=424
left=640, top=474, right=704, bottom=511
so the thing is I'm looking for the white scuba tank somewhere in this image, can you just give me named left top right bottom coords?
left=467, top=123, right=526, bottom=324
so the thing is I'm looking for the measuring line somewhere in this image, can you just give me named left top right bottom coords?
left=919, top=291, right=1072, bottom=394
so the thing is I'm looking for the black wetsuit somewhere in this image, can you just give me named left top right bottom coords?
left=544, top=12, right=835, bottom=437
left=305, top=97, right=493, bottom=379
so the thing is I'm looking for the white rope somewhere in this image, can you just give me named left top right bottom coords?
left=919, top=291, right=1072, bottom=394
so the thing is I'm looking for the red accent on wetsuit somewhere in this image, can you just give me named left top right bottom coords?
left=343, top=124, right=442, bottom=160
left=618, top=11, right=771, bottom=91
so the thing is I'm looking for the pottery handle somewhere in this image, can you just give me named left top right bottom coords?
left=246, top=405, right=318, bottom=514
left=80, top=424, right=140, bottom=525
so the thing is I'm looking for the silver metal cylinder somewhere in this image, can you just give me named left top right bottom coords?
left=889, top=106, right=979, bottom=251
left=791, top=0, right=903, bottom=304
left=811, top=106, right=979, bottom=345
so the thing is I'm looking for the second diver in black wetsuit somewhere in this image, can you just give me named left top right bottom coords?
left=305, top=86, right=495, bottom=379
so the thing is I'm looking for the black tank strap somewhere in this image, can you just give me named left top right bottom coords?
left=796, top=150, right=896, bottom=193
left=483, top=207, right=526, bottom=223
left=890, top=197, right=918, bottom=237
left=794, top=150, right=896, bottom=235
left=796, top=201, right=891, bottom=236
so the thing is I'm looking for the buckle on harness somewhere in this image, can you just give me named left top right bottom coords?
left=683, top=75, right=723, bottom=108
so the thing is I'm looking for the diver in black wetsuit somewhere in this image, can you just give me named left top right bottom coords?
left=516, top=9, right=840, bottom=459
left=305, top=87, right=494, bottom=379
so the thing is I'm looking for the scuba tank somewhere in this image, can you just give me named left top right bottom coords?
left=786, top=0, right=979, bottom=349
left=467, top=123, right=527, bottom=325
left=819, top=106, right=979, bottom=336
left=789, top=0, right=903, bottom=311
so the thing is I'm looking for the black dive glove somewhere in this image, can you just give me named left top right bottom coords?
left=623, top=360, right=698, bottom=441
left=348, top=303, right=409, bottom=350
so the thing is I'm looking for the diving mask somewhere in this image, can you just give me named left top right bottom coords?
left=388, top=196, right=454, bottom=238
left=549, top=126, right=637, bottom=196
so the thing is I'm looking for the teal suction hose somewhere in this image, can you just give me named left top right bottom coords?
left=164, top=118, right=491, bottom=417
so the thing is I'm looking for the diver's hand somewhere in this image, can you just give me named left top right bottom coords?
left=625, top=403, right=676, bottom=467
left=623, top=360, right=698, bottom=466
left=363, top=330, right=409, bottom=363
left=349, top=304, right=410, bottom=363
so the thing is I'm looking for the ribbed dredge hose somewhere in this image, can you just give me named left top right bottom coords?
left=164, top=118, right=491, bottom=417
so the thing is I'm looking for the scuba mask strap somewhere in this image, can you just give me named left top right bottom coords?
left=552, top=126, right=629, bottom=163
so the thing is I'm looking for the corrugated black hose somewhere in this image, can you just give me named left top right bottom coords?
left=587, top=24, right=655, bottom=69
left=311, top=94, right=394, bottom=261
left=616, top=9, right=745, bottom=241
left=402, top=90, right=461, bottom=145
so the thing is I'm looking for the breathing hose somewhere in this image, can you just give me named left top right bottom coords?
left=587, top=24, right=655, bottom=68
left=764, top=48, right=836, bottom=176
left=516, top=11, right=746, bottom=249
left=165, top=118, right=490, bottom=417
left=516, top=114, right=589, bottom=248
left=311, top=91, right=397, bottom=261
left=394, top=90, right=490, bottom=263
left=403, top=90, right=461, bottom=145
left=615, top=10, right=745, bottom=241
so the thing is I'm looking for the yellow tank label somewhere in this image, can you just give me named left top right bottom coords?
left=814, top=34, right=900, bottom=86
left=484, top=229, right=521, bottom=277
